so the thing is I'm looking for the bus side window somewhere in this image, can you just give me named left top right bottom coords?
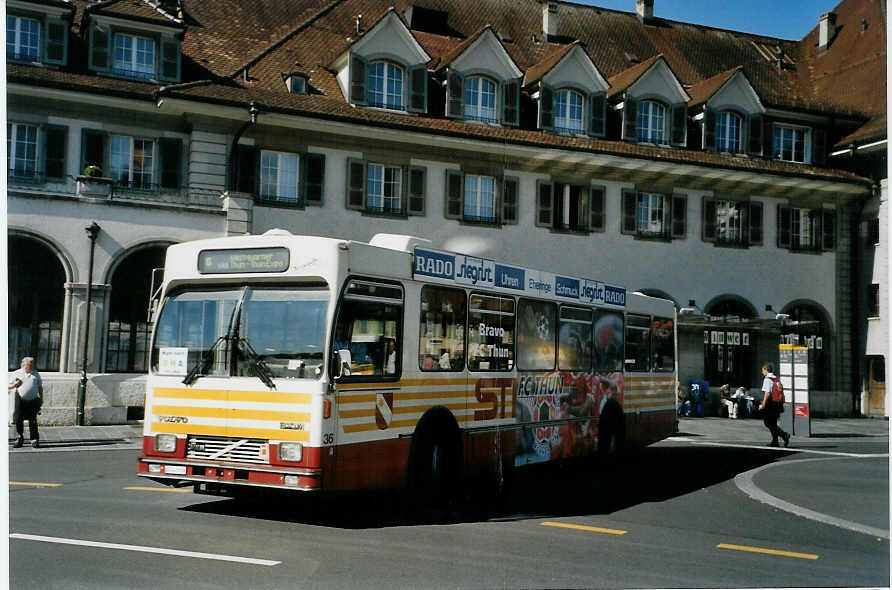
left=652, top=317, right=675, bottom=372
left=333, top=280, right=403, bottom=379
left=419, top=286, right=466, bottom=372
left=593, top=309, right=624, bottom=372
left=559, top=306, right=593, bottom=371
left=468, top=294, right=515, bottom=371
left=624, top=314, right=651, bottom=372
left=517, top=298, right=556, bottom=371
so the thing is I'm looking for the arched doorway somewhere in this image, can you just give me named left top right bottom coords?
left=781, top=302, right=830, bottom=390
left=703, top=297, right=757, bottom=388
left=105, top=246, right=167, bottom=372
left=8, top=235, right=67, bottom=371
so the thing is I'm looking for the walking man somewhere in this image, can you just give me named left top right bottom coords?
left=758, top=362, right=790, bottom=447
left=9, top=356, right=43, bottom=448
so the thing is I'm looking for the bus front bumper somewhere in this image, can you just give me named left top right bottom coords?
left=137, top=457, right=322, bottom=492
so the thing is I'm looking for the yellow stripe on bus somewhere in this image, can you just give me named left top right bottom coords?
left=153, top=388, right=312, bottom=404
left=151, top=405, right=311, bottom=422
left=337, top=378, right=466, bottom=390
left=151, top=422, right=310, bottom=442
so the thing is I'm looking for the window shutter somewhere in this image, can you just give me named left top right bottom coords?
left=747, top=114, right=763, bottom=155
left=160, top=37, right=181, bottom=82
left=777, top=205, right=791, bottom=248
left=589, top=185, right=605, bottom=231
left=812, top=128, right=827, bottom=166
left=159, top=138, right=183, bottom=189
left=81, top=129, right=108, bottom=174
left=671, top=194, right=687, bottom=238
left=503, top=78, right=520, bottom=126
left=621, top=188, right=637, bottom=234
left=88, top=22, right=111, bottom=72
left=502, top=176, right=519, bottom=224
left=350, top=54, right=367, bottom=106
left=235, top=145, right=258, bottom=195
left=589, top=93, right=606, bottom=137
left=539, top=84, right=554, bottom=131
left=822, top=209, right=835, bottom=250
left=407, top=165, right=426, bottom=215
left=346, top=158, right=366, bottom=210
left=671, top=104, right=687, bottom=146
left=303, top=152, right=325, bottom=205
left=763, top=119, right=774, bottom=158
left=702, top=197, right=716, bottom=242
left=447, top=70, right=463, bottom=118
left=704, top=109, right=717, bottom=151
left=749, top=202, right=763, bottom=245
left=536, top=180, right=553, bottom=228
left=44, top=17, right=68, bottom=66
left=445, top=169, right=463, bottom=219
left=622, top=97, right=637, bottom=141
left=43, top=125, right=67, bottom=179
left=409, top=64, right=428, bottom=113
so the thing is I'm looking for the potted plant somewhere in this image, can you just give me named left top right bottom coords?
left=83, top=165, right=103, bottom=178
left=76, top=165, right=113, bottom=198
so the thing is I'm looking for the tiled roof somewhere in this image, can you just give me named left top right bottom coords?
left=523, top=41, right=580, bottom=87
left=686, top=66, right=742, bottom=109
left=434, top=24, right=494, bottom=72
left=11, top=0, right=885, bottom=171
left=85, top=0, right=184, bottom=28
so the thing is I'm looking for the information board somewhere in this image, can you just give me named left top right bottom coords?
left=198, top=247, right=290, bottom=274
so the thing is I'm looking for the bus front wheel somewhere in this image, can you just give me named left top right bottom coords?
left=408, top=415, right=461, bottom=515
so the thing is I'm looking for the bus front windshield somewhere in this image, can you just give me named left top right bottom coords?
left=152, top=287, right=329, bottom=380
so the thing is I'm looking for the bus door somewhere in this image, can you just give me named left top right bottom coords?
left=331, top=279, right=404, bottom=489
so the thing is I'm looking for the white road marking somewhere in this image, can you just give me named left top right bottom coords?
left=734, top=458, right=890, bottom=539
left=10, top=533, right=281, bottom=566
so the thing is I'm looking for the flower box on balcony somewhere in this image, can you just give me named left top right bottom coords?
left=76, top=175, right=114, bottom=199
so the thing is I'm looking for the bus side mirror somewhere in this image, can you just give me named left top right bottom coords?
left=333, top=349, right=352, bottom=379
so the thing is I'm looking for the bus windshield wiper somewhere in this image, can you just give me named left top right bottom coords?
left=182, top=334, right=229, bottom=385
left=236, top=337, right=277, bottom=390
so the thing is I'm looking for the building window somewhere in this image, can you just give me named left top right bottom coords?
left=464, top=76, right=497, bottom=123
left=773, top=125, right=809, bottom=163
left=260, top=150, right=299, bottom=203
left=114, top=33, right=155, bottom=79
left=110, top=135, right=155, bottom=189
left=7, top=123, right=38, bottom=179
left=536, top=181, right=597, bottom=232
left=463, top=174, right=496, bottom=223
left=715, top=200, right=744, bottom=243
left=554, top=89, right=584, bottom=134
left=7, top=15, right=40, bottom=60
left=367, top=163, right=402, bottom=214
left=637, top=193, right=666, bottom=236
left=778, top=205, right=834, bottom=251
left=368, top=61, right=404, bottom=110
left=702, top=198, right=762, bottom=246
left=868, top=284, right=880, bottom=318
left=637, top=101, right=666, bottom=143
left=716, top=112, right=742, bottom=153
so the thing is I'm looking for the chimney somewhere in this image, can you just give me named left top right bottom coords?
left=818, top=12, right=837, bottom=52
left=636, top=0, right=653, bottom=21
left=542, top=2, right=557, bottom=39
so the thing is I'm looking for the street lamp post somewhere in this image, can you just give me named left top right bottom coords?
left=77, top=222, right=101, bottom=426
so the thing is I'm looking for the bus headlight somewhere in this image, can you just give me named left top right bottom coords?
left=278, top=442, right=303, bottom=462
left=154, top=434, right=177, bottom=453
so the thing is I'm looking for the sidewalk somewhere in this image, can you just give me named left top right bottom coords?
left=7, top=423, right=144, bottom=448
left=676, top=416, right=890, bottom=441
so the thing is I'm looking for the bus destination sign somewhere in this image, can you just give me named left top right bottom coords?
left=198, top=247, right=290, bottom=274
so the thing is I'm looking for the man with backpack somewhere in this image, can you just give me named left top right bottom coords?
left=759, top=363, right=791, bottom=447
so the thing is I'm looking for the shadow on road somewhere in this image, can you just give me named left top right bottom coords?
left=179, top=444, right=792, bottom=529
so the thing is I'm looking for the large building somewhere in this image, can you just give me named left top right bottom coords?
left=6, top=0, right=887, bottom=423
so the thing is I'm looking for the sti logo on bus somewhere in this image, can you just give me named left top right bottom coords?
left=555, top=276, right=580, bottom=299
left=414, top=249, right=455, bottom=281
left=455, top=256, right=495, bottom=287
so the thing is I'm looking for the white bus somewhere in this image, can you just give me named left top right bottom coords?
left=137, top=230, right=677, bottom=499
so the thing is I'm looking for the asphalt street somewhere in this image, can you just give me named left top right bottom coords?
left=6, top=417, right=890, bottom=589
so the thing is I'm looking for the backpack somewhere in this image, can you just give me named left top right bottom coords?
left=770, top=377, right=784, bottom=403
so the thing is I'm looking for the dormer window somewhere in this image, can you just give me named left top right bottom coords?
left=7, top=15, right=40, bottom=60
left=114, top=33, right=155, bottom=79
left=637, top=100, right=666, bottom=143
left=464, top=76, right=497, bottom=123
left=368, top=61, right=404, bottom=110
left=554, top=89, right=584, bottom=134
left=716, top=111, right=743, bottom=153
left=773, top=124, right=809, bottom=163
left=287, top=74, right=308, bottom=94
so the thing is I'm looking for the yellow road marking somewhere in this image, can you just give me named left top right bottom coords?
left=124, top=486, right=190, bottom=493
left=9, top=481, right=62, bottom=488
left=717, top=543, right=819, bottom=560
left=541, top=521, right=628, bottom=536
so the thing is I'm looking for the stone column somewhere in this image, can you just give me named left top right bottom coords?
left=63, top=282, right=111, bottom=373
left=222, top=191, right=255, bottom=235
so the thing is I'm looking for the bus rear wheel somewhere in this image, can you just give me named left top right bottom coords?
left=597, top=400, right=625, bottom=466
